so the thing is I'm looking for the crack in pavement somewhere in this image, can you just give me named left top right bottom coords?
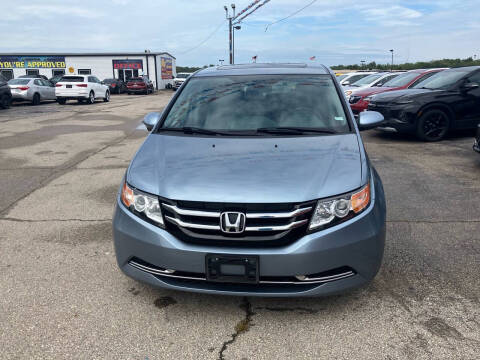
left=2, top=217, right=111, bottom=223
left=0, top=128, right=138, bottom=217
left=218, top=297, right=254, bottom=360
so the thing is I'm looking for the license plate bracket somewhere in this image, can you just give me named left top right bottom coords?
left=206, top=254, right=259, bottom=284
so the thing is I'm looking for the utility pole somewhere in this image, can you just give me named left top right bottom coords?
left=224, top=0, right=270, bottom=65
left=389, top=49, right=394, bottom=71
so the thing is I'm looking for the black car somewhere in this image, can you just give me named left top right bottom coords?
left=103, top=78, right=126, bottom=94
left=474, top=124, right=480, bottom=153
left=0, top=74, right=12, bottom=109
left=368, top=66, right=480, bottom=141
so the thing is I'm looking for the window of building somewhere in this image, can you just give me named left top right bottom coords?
left=78, top=69, right=91, bottom=75
left=26, top=69, right=39, bottom=76
left=52, top=69, right=65, bottom=76
left=0, top=69, right=14, bottom=80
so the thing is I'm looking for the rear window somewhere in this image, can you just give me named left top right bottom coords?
left=161, top=75, right=350, bottom=134
left=8, top=79, right=30, bottom=85
left=103, top=79, right=116, bottom=83
left=59, top=76, right=84, bottom=82
left=128, top=78, right=144, bottom=82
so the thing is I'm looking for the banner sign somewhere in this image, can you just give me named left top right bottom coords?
left=112, top=59, right=143, bottom=70
left=0, top=56, right=66, bottom=69
left=161, top=57, right=173, bottom=79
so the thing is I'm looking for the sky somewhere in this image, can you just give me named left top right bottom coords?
left=2, top=0, right=480, bottom=66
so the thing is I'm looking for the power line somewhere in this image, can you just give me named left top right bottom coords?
left=178, top=20, right=227, bottom=55
left=265, top=0, right=318, bottom=32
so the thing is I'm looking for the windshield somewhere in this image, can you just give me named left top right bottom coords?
left=8, top=79, right=30, bottom=85
left=382, top=72, right=420, bottom=87
left=161, top=75, right=350, bottom=134
left=412, top=70, right=468, bottom=90
left=103, top=79, right=116, bottom=83
left=176, top=73, right=190, bottom=79
left=351, top=74, right=382, bottom=86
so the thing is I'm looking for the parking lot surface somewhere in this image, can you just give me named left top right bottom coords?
left=0, top=93, right=479, bottom=359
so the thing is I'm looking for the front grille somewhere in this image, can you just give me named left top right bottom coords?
left=161, top=200, right=315, bottom=247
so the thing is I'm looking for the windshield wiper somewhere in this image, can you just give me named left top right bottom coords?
left=158, top=127, right=228, bottom=136
left=256, top=127, right=338, bottom=135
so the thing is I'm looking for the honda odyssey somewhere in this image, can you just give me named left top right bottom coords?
left=113, top=63, right=387, bottom=297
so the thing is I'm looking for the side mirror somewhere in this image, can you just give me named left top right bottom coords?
left=143, top=112, right=162, bottom=131
left=461, top=82, right=479, bottom=92
left=358, top=111, right=384, bottom=131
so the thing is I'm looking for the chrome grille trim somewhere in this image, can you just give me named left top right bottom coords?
left=245, top=219, right=308, bottom=232
left=246, top=207, right=312, bottom=219
left=129, top=260, right=355, bottom=285
left=165, top=216, right=220, bottom=230
left=163, top=203, right=220, bottom=218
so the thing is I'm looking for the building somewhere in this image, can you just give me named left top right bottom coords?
left=0, top=52, right=176, bottom=89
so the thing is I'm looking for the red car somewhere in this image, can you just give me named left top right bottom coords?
left=126, top=76, right=154, bottom=95
left=348, top=69, right=447, bottom=116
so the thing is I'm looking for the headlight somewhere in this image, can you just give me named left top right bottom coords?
left=121, top=181, right=164, bottom=227
left=345, top=90, right=353, bottom=96
left=309, top=183, right=370, bottom=230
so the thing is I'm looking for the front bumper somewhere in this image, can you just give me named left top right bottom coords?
left=113, top=173, right=386, bottom=297
left=368, top=103, right=418, bottom=132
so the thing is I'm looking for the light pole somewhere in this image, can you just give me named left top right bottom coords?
left=389, top=49, right=394, bottom=71
left=361, top=60, right=366, bottom=69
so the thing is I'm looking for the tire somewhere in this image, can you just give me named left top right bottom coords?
left=32, top=93, right=40, bottom=106
left=87, top=91, right=95, bottom=104
left=103, top=90, right=110, bottom=102
left=57, top=98, right=67, bottom=105
left=0, top=94, right=11, bottom=109
left=77, top=99, right=84, bottom=104
left=416, top=109, right=450, bottom=141
left=128, top=92, right=131, bottom=95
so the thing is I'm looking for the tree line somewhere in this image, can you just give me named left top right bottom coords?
left=331, top=57, right=480, bottom=70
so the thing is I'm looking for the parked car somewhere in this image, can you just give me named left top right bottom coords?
left=55, top=75, right=110, bottom=105
left=172, top=72, right=192, bottom=90
left=8, top=78, right=56, bottom=105
left=113, top=63, right=387, bottom=297
left=49, top=75, right=64, bottom=85
left=348, top=69, right=446, bottom=117
left=473, top=124, right=480, bottom=153
left=338, top=71, right=377, bottom=86
left=19, top=74, right=49, bottom=81
left=103, top=78, right=126, bottom=94
left=0, top=75, right=12, bottom=109
left=343, top=72, right=400, bottom=97
left=368, top=66, right=480, bottom=141
left=127, top=76, right=154, bottom=95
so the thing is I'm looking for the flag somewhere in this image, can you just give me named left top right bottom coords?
left=310, top=56, right=316, bottom=61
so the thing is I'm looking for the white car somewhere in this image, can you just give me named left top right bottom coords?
left=172, top=72, right=192, bottom=90
left=55, top=75, right=110, bottom=105
left=8, top=78, right=56, bottom=105
left=337, top=72, right=377, bottom=86
left=343, top=72, right=400, bottom=97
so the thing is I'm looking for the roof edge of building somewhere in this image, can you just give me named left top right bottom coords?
left=0, top=52, right=176, bottom=59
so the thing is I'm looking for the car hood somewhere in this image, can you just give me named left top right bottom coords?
left=127, top=133, right=363, bottom=203
left=372, top=88, right=438, bottom=102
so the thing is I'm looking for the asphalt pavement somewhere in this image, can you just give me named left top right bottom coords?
left=0, top=93, right=478, bottom=359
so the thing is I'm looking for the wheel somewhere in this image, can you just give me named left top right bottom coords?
left=57, top=98, right=67, bottom=105
left=77, top=99, right=84, bottom=104
left=0, top=94, right=11, bottom=109
left=103, top=90, right=110, bottom=102
left=416, top=109, right=450, bottom=141
left=128, top=92, right=131, bottom=95
left=32, top=93, right=40, bottom=106
left=87, top=91, right=95, bottom=104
